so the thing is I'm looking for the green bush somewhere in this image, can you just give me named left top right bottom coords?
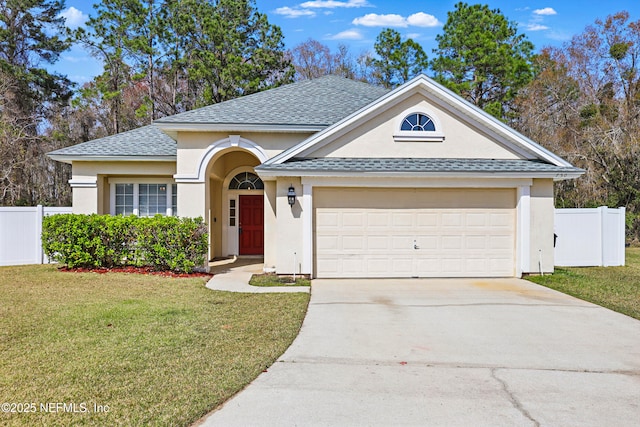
left=136, top=216, right=209, bottom=272
left=42, top=214, right=208, bottom=273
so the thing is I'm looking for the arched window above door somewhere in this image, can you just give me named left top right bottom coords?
left=228, top=172, right=264, bottom=190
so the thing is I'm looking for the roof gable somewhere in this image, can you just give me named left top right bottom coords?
left=265, top=74, right=574, bottom=167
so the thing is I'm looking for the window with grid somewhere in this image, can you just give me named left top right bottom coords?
left=139, top=184, right=167, bottom=217
left=115, top=184, right=134, bottom=215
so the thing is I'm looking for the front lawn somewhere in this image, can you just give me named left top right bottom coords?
left=527, top=247, right=640, bottom=320
left=0, top=265, right=309, bottom=426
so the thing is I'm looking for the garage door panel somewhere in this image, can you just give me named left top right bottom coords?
left=367, top=212, right=390, bottom=227
left=316, top=211, right=339, bottom=227
left=391, top=258, right=413, bottom=275
left=368, top=236, right=392, bottom=250
left=465, top=236, right=487, bottom=250
left=466, top=213, right=488, bottom=227
left=392, top=213, right=413, bottom=227
left=415, top=258, right=439, bottom=275
left=490, top=213, right=513, bottom=227
left=442, top=258, right=465, bottom=274
left=342, top=236, right=365, bottom=250
left=415, top=235, right=438, bottom=250
left=315, top=189, right=515, bottom=278
left=316, top=234, right=339, bottom=251
left=343, top=212, right=365, bottom=227
left=316, top=257, right=339, bottom=275
left=442, top=235, right=463, bottom=249
left=417, top=213, right=438, bottom=227
left=442, top=213, right=463, bottom=227
left=342, top=258, right=364, bottom=275
left=489, top=235, right=513, bottom=250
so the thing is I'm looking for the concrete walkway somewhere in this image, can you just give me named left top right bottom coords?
left=205, top=257, right=309, bottom=293
left=198, top=277, right=640, bottom=427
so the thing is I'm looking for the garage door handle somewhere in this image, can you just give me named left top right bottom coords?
left=414, top=240, right=419, bottom=250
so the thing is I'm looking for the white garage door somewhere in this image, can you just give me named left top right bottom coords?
left=314, top=188, right=516, bottom=278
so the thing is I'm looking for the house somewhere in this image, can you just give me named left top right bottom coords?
left=48, top=75, right=584, bottom=278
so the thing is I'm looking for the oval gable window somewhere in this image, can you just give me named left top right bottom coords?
left=228, top=172, right=264, bottom=190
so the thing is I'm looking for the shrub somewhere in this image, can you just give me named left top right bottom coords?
left=42, top=214, right=208, bottom=273
left=136, top=216, right=209, bottom=272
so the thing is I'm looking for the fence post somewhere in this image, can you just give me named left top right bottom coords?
left=36, top=205, right=44, bottom=264
left=598, top=206, right=605, bottom=266
left=619, top=207, right=626, bottom=266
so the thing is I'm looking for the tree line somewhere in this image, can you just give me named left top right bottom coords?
left=2, top=1, right=640, bottom=239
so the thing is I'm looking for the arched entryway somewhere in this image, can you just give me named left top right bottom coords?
left=205, top=150, right=263, bottom=258
left=224, top=170, right=264, bottom=256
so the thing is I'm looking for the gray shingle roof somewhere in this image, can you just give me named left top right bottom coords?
left=154, top=75, right=390, bottom=126
left=48, top=125, right=176, bottom=158
left=257, top=158, right=585, bottom=174
left=48, top=76, right=390, bottom=159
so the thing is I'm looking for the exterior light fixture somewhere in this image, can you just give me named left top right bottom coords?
left=287, top=186, right=296, bottom=206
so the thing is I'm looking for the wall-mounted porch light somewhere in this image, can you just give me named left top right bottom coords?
left=287, top=186, right=296, bottom=206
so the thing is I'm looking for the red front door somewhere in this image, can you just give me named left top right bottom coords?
left=239, top=195, right=264, bottom=255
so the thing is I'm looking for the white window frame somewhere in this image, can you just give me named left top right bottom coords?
left=393, top=107, right=445, bottom=142
left=108, top=178, right=176, bottom=217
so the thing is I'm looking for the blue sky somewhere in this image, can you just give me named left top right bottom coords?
left=56, top=0, right=640, bottom=84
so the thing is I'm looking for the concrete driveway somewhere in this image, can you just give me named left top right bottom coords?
left=199, top=278, right=640, bottom=426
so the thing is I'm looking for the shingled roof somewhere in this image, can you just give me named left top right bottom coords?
left=154, top=75, right=390, bottom=127
left=48, top=76, right=390, bottom=161
left=256, top=158, right=585, bottom=179
left=48, top=125, right=176, bottom=161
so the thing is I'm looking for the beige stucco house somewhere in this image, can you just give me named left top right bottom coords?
left=48, top=74, right=583, bottom=278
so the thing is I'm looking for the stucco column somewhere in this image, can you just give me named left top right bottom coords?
left=517, top=185, right=531, bottom=276
left=176, top=181, right=208, bottom=220
left=302, top=183, right=313, bottom=275
left=530, top=179, right=555, bottom=274
left=71, top=184, right=98, bottom=214
left=263, top=180, right=278, bottom=272
left=275, top=178, right=303, bottom=275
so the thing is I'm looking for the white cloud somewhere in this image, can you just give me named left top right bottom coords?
left=353, top=13, right=406, bottom=27
left=406, top=12, right=441, bottom=28
left=274, top=6, right=316, bottom=18
left=59, top=6, right=88, bottom=29
left=327, top=29, right=364, bottom=40
left=533, top=7, right=557, bottom=16
left=527, top=24, right=549, bottom=31
left=352, top=12, right=441, bottom=28
left=301, top=0, right=369, bottom=8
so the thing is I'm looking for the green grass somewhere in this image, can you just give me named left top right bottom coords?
left=0, top=265, right=309, bottom=426
left=527, top=248, right=640, bottom=320
left=249, top=273, right=311, bottom=287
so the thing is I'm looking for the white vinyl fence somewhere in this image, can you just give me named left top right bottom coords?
left=554, top=207, right=626, bottom=267
left=0, top=205, right=72, bottom=266
left=0, top=205, right=627, bottom=268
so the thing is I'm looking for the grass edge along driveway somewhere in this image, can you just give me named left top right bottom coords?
left=0, top=265, right=309, bottom=427
left=527, top=247, right=640, bottom=321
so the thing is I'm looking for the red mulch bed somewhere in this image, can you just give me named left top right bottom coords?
left=58, top=265, right=213, bottom=278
